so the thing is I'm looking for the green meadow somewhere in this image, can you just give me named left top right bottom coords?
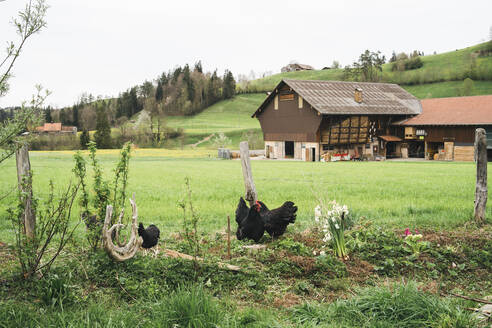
left=244, top=42, right=492, bottom=97
left=1, top=149, right=490, bottom=243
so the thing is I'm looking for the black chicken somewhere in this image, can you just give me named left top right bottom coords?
left=138, top=223, right=160, bottom=248
left=257, top=200, right=297, bottom=238
left=235, top=197, right=297, bottom=242
left=235, top=197, right=265, bottom=242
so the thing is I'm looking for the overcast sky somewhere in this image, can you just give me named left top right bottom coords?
left=1, top=0, right=491, bottom=107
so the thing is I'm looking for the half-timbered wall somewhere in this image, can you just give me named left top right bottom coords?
left=320, top=116, right=370, bottom=145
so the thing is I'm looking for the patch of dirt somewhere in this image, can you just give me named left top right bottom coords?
left=395, top=227, right=492, bottom=248
left=287, top=255, right=316, bottom=273
left=272, top=292, right=301, bottom=308
left=345, top=257, right=374, bottom=283
left=292, top=229, right=322, bottom=249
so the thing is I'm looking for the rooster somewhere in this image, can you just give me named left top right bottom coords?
left=138, top=223, right=160, bottom=248
left=235, top=197, right=265, bottom=242
left=235, top=197, right=297, bottom=241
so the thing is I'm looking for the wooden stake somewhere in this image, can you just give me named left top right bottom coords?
left=227, top=215, right=231, bottom=260
left=15, top=144, right=35, bottom=239
left=474, top=128, right=487, bottom=225
left=239, top=141, right=258, bottom=206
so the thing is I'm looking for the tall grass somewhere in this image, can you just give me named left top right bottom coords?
left=291, top=282, right=479, bottom=328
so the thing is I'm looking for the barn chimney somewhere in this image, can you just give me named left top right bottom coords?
left=354, top=87, right=363, bottom=103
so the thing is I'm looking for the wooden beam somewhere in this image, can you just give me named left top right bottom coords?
left=357, top=116, right=361, bottom=144
left=16, top=145, right=35, bottom=239
left=240, top=141, right=258, bottom=207
left=474, top=128, right=487, bottom=225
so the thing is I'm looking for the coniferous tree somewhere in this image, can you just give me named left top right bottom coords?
left=155, top=79, right=163, bottom=102
left=222, top=70, right=236, bottom=99
left=44, top=106, right=52, bottom=123
left=80, top=129, right=90, bottom=149
left=94, top=103, right=112, bottom=149
left=72, top=104, right=79, bottom=128
left=194, top=61, right=203, bottom=73
left=183, top=64, right=194, bottom=101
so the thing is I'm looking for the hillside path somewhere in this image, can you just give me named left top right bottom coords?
left=191, top=134, right=214, bottom=148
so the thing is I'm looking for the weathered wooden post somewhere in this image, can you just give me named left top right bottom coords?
left=474, top=128, right=487, bottom=225
left=239, top=141, right=258, bottom=206
left=15, top=144, right=35, bottom=239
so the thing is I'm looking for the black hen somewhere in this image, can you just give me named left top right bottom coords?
left=138, top=223, right=160, bottom=248
left=256, top=200, right=297, bottom=238
left=235, top=197, right=265, bottom=242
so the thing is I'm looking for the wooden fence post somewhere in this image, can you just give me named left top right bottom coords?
left=240, top=141, right=258, bottom=207
left=16, top=144, right=35, bottom=239
left=474, top=128, right=487, bottom=225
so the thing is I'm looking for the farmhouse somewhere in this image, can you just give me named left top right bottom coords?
left=281, top=63, right=315, bottom=73
left=394, top=95, right=492, bottom=161
left=252, top=79, right=422, bottom=161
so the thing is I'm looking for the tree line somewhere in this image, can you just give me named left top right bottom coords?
left=45, top=61, right=236, bottom=132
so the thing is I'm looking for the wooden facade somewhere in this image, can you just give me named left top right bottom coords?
left=256, top=85, right=322, bottom=143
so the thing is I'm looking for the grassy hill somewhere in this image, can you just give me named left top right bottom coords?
left=242, top=42, right=492, bottom=96
left=163, top=94, right=263, bottom=149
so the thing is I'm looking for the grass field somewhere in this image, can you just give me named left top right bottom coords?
left=1, top=149, right=490, bottom=243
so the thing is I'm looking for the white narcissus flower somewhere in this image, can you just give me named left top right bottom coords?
left=319, top=250, right=326, bottom=256
left=314, top=205, right=322, bottom=221
left=335, top=224, right=340, bottom=230
left=312, top=250, right=317, bottom=255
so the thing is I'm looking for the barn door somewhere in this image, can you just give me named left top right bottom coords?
left=305, top=148, right=310, bottom=162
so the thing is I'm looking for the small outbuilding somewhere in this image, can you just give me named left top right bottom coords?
left=394, top=95, right=492, bottom=161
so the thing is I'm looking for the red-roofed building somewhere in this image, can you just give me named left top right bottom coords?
left=35, top=123, right=77, bottom=134
left=394, top=95, right=492, bottom=161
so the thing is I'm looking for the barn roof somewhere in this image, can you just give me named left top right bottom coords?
left=35, top=123, right=62, bottom=132
left=252, top=79, right=422, bottom=117
left=395, top=95, right=492, bottom=126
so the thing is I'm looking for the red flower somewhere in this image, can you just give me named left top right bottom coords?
left=404, top=228, right=411, bottom=236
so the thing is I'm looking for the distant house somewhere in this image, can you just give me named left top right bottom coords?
left=252, top=79, right=421, bottom=161
left=35, top=123, right=77, bottom=134
left=394, top=95, right=492, bottom=161
left=281, top=63, right=315, bottom=73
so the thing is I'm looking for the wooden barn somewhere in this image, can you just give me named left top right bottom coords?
left=394, top=95, right=492, bottom=161
left=252, top=79, right=422, bottom=161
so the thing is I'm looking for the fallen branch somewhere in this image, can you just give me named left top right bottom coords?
left=443, top=292, right=492, bottom=305
left=163, top=249, right=240, bottom=272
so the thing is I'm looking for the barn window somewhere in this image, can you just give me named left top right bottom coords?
left=279, top=93, right=294, bottom=101
left=298, top=96, right=303, bottom=108
left=274, top=95, right=279, bottom=110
